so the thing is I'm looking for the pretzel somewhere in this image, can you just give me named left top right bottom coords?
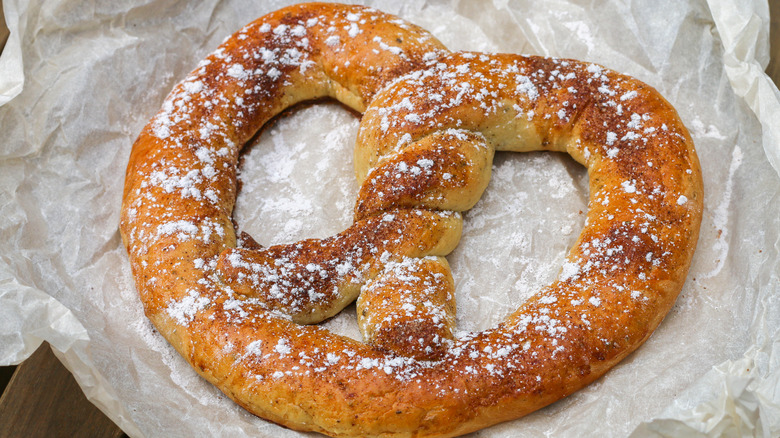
left=120, top=2, right=703, bottom=437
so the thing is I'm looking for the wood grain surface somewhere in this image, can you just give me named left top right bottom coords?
left=770, top=0, right=780, bottom=84
left=0, top=3, right=778, bottom=438
left=0, top=6, right=8, bottom=51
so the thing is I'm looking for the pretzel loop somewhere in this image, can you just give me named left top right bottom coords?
left=121, top=3, right=703, bottom=437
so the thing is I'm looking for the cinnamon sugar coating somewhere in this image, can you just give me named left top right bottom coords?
left=120, top=3, right=702, bottom=437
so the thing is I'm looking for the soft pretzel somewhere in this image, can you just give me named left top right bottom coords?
left=120, top=3, right=703, bottom=437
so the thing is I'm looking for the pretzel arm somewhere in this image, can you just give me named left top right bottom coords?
left=217, top=209, right=462, bottom=324
left=354, top=129, right=494, bottom=220
left=357, top=255, right=456, bottom=361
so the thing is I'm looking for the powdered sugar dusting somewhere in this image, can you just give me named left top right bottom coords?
left=167, top=289, right=211, bottom=325
left=122, top=4, right=701, bottom=421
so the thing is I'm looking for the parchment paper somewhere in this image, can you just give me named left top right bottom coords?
left=1, top=0, right=779, bottom=437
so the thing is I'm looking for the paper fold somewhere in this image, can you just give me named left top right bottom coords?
left=0, top=1, right=24, bottom=106
left=707, top=0, right=780, bottom=177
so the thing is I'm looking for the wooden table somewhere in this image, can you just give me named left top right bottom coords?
left=1, top=3, right=779, bottom=437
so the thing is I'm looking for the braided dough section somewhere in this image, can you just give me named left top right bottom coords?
left=121, top=3, right=703, bottom=438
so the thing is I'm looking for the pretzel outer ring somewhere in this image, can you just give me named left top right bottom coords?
left=120, top=3, right=703, bottom=437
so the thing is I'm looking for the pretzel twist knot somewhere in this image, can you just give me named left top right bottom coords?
left=120, top=3, right=703, bottom=437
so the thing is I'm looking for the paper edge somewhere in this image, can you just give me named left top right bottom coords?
left=0, top=0, right=26, bottom=107
left=51, top=347, right=145, bottom=438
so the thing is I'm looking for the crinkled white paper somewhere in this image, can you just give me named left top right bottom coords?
left=1, top=0, right=779, bottom=437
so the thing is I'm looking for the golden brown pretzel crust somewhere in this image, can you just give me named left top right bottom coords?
left=120, top=3, right=703, bottom=437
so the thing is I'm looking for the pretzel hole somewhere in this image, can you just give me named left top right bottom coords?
left=234, top=102, right=359, bottom=244
left=448, top=151, right=588, bottom=333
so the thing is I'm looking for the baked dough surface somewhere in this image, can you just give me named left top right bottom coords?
left=120, top=3, right=702, bottom=436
